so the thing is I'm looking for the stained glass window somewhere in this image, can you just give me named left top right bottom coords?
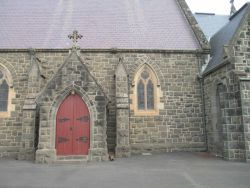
left=0, top=79, right=8, bottom=111
left=147, top=80, right=154, bottom=109
left=136, top=68, right=156, bottom=111
left=137, top=80, right=145, bottom=109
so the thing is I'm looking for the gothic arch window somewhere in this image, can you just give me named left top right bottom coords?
left=0, top=64, right=14, bottom=117
left=132, top=65, right=162, bottom=116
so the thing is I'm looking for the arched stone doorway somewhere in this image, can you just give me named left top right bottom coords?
left=35, top=51, right=108, bottom=163
left=56, top=93, right=90, bottom=155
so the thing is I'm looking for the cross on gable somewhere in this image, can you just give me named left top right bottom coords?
left=68, top=30, right=83, bottom=48
left=230, top=0, right=236, bottom=16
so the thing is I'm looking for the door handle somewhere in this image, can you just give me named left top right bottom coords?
left=69, top=126, right=73, bottom=131
left=76, top=136, right=88, bottom=143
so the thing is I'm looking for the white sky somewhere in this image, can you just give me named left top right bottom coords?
left=185, top=0, right=249, bottom=15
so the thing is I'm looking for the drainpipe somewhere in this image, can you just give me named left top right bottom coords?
left=197, top=54, right=208, bottom=152
left=200, top=76, right=208, bottom=151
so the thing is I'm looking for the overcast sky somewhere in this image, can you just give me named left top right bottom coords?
left=185, top=0, right=249, bottom=15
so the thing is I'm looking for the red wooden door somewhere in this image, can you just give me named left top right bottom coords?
left=56, top=94, right=90, bottom=155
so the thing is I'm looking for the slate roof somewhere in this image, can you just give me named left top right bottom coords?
left=204, top=3, right=250, bottom=74
left=0, top=0, right=200, bottom=50
left=194, top=13, right=229, bottom=40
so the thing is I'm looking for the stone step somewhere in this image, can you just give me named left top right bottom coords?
left=56, top=155, right=88, bottom=164
left=53, top=160, right=88, bottom=165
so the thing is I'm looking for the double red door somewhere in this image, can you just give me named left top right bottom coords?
left=56, top=94, right=90, bottom=155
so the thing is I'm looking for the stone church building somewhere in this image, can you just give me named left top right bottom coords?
left=0, top=0, right=249, bottom=163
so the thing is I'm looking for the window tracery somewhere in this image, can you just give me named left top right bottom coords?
left=132, top=64, right=161, bottom=116
left=137, top=68, right=155, bottom=110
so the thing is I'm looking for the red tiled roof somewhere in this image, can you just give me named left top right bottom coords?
left=0, top=0, right=200, bottom=50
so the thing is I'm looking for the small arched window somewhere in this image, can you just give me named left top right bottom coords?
left=137, top=69, right=155, bottom=110
left=0, top=63, right=14, bottom=117
left=132, top=65, right=161, bottom=116
left=0, top=71, right=9, bottom=111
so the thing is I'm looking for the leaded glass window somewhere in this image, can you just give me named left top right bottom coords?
left=0, top=71, right=9, bottom=111
left=138, top=80, right=145, bottom=109
left=147, top=80, right=154, bottom=109
left=137, top=68, right=155, bottom=110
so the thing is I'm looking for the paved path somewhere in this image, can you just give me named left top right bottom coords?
left=0, top=152, right=250, bottom=188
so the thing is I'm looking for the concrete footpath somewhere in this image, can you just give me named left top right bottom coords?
left=0, top=152, right=250, bottom=188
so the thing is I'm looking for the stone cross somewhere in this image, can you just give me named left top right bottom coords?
left=68, top=30, right=83, bottom=48
left=230, top=0, right=236, bottom=16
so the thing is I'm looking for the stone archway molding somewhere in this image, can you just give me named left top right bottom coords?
left=35, top=50, right=109, bottom=163
left=0, top=57, right=17, bottom=87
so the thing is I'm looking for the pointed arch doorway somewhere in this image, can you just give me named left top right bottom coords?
left=56, top=93, right=90, bottom=155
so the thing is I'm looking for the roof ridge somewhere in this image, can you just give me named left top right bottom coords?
left=211, top=2, right=249, bottom=40
left=203, top=2, right=250, bottom=75
left=229, top=2, right=249, bottom=20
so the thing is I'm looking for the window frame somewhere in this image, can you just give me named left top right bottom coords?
left=132, top=65, right=160, bottom=116
left=0, top=65, right=14, bottom=118
left=0, top=79, right=9, bottom=112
